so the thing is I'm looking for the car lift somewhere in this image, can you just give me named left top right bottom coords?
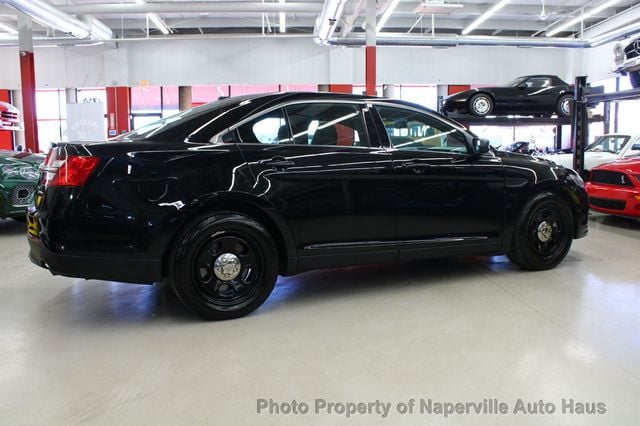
left=572, top=77, right=640, bottom=176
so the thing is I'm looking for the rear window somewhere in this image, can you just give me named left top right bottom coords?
left=116, top=95, right=258, bottom=142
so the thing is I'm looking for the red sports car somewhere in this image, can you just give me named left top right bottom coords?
left=586, top=158, right=640, bottom=218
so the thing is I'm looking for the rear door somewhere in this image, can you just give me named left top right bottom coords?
left=232, top=101, right=398, bottom=269
left=372, top=104, right=506, bottom=260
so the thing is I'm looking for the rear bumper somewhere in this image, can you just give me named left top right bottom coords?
left=586, top=182, right=640, bottom=218
left=28, top=234, right=162, bottom=284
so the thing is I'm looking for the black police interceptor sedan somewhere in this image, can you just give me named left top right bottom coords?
left=27, top=92, right=588, bottom=319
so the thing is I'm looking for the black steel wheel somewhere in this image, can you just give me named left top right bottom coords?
left=469, top=93, right=493, bottom=116
left=629, top=71, right=640, bottom=89
left=508, top=192, right=573, bottom=270
left=170, top=212, right=278, bottom=320
left=557, top=94, right=573, bottom=117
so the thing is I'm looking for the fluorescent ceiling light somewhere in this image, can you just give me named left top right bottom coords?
left=462, top=0, right=512, bottom=35
left=376, top=0, right=400, bottom=33
left=546, top=0, right=622, bottom=37
left=0, top=22, right=18, bottom=34
left=134, top=0, right=171, bottom=35
left=279, top=0, right=286, bottom=33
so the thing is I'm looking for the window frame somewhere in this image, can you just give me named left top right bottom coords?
left=370, top=102, right=474, bottom=155
left=214, top=99, right=380, bottom=149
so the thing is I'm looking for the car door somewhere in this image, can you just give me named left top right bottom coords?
left=517, top=76, right=558, bottom=113
left=232, top=101, right=398, bottom=270
left=372, top=104, right=505, bottom=261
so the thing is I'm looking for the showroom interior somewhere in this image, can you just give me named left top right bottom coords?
left=1, top=0, right=639, bottom=424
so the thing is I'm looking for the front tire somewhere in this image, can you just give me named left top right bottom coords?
left=507, top=192, right=573, bottom=271
left=170, top=212, right=279, bottom=320
left=629, top=71, right=640, bottom=89
left=469, top=94, right=493, bottom=116
left=557, top=94, right=573, bottom=117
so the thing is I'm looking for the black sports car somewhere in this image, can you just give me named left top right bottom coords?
left=444, top=75, right=575, bottom=117
left=27, top=92, right=588, bottom=320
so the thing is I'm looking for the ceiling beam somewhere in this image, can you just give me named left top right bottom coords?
left=57, top=2, right=323, bottom=15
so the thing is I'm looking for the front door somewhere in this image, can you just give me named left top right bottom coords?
left=373, top=104, right=506, bottom=260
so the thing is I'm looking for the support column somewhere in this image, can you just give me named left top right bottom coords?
left=365, top=0, right=376, bottom=96
left=178, top=86, right=192, bottom=111
left=382, top=84, right=396, bottom=98
left=17, top=13, right=38, bottom=152
left=106, top=87, right=131, bottom=137
left=65, top=88, right=77, bottom=104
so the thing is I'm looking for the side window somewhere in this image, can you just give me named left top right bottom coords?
left=285, top=103, right=370, bottom=147
left=524, top=77, right=551, bottom=88
left=236, top=108, right=291, bottom=144
left=376, top=106, right=469, bottom=153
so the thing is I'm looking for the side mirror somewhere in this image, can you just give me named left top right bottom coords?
left=474, top=137, right=490, bottom=154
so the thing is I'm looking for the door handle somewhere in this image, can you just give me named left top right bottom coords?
left=402, top=161, right=434, bottom=169
left=260, top=157, right=295, bottom=170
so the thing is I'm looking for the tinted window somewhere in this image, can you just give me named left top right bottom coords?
left=236, top=108, right=290, bottom=144
left=524, top=77, right=552, bottom=88
left=285, top=103, right=370, bottom=147
left=376, top=106, right=469, bottom=153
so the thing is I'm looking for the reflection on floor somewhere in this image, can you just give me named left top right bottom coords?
left=0, top=213, right=639, bottom=425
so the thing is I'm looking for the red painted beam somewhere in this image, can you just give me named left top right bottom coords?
left=329, top=84, right=353, bottom=93
left=365, top=46, right=376, bottom=97
left=106, top=86, right=131, bottom=138
left=19, top=51, right=38, bottom=152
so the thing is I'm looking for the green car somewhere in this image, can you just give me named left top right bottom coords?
left=0, top=151, right=43, bottom=220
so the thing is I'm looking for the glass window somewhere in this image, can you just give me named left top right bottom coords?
left=131, top=86, right=162, bottom=113
left=285, top=103, right=370, bottom=147
left=162, top=86, right=179, bottom=118
left=587, top=135, right=630, bottom=154
left=399, top=85, right=438, bottom=110
left=376, top=106, right=469, bottom=153
left=192, top=85, right=230, bottom=106
left=523, top=77, right=552, bottom=88
left=237, top=109, right=289, bottom=144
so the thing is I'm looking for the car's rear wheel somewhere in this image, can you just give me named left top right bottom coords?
left=169, top=212, right=278, bottom=320
left=557, top=94, right=573, bottom=117
left=507, top=192, right=573, bottom=270
left=469, top=94, right=493, bottom=116
left=629, top=71, right=640, bottom=89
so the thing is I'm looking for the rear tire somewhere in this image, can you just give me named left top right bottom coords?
left=507, top=192, right=573, bottom=271
left=169, top=212, right=279, bottom=320
left=629, top=71, right=640, bottom=89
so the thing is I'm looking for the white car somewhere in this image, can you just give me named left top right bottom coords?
left=614, top=38, right=640, bottom=88
left=541, top=134, right=640, bottom=171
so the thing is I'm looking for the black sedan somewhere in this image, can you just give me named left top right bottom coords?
left=27, top=92, right=588, bottom=319
left=443, top=75, right=574, bottom=117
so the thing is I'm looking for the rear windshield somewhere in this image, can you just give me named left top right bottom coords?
left=116, top=95, right=259, bottom=142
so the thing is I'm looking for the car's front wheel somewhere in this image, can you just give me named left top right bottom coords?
left=629, top=71, right=640, bottom=89
left=507, top=192, right=573, bottom=270
left=169, top=212, right=279, bottom=320
left=469, top=94, right=493, bottom=116
left=557, top=94, right=573, bottom=117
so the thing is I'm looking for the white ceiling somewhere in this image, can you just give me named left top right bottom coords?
left=0, top=0, right=637, bottom=39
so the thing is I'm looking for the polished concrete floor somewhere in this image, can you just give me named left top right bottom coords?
left=0, top=214, right=639, bottom=425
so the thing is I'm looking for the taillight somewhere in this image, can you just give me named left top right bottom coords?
left=44, top=155, right=100, bottom=187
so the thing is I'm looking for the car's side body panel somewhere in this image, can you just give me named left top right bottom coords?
left=27, top=93, right=589, bottom=286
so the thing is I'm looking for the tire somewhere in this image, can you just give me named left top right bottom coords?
left=169, top=212, right=279, bottom=320
left=629, top=71, right=640, bottom=89
left=469, top=93, right=493, bottom=116
left=507, top=192, right=574, bottom=271
left=557, top=94, right=573, bottom=117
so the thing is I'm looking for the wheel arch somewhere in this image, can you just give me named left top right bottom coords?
left=162, top=192, right=297, bottom=278
left=504, top=180, right=585, bottom=251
